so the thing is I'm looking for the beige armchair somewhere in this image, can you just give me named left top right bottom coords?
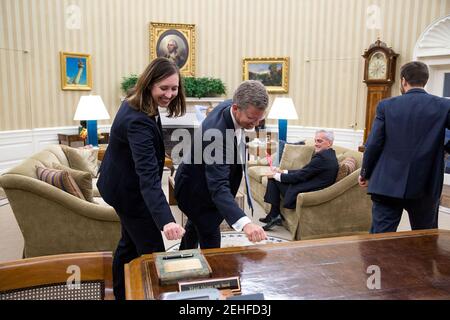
left=0, top=145, right=120, bottom=258
left=248, top=143, right=372, bottom=240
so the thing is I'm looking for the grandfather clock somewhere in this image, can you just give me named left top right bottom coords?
left=359, top=39, right=398, bottom=152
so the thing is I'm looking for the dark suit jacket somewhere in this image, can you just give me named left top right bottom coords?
left=97, top=101, right=174, bottom=229
left=174, top=99, right=244, bottom=233
left=281, top=148, right=339, bottom=209
left=361, top=88, right=450, bottom=200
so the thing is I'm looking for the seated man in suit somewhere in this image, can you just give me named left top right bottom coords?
left=261, top=130, right=339, bottom=230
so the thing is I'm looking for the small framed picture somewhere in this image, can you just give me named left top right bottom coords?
left=242, top=57, right=289, bottom=93
left=60, top=52, right=92, bottom=91
left=150, top=22, right=196, bottom=76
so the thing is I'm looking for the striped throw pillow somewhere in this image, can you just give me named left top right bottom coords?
left=335, top=157, right=357, bottom=182
left=36, top=166, right=86, bottom=200
left=52, top=163, right=93, bottom=202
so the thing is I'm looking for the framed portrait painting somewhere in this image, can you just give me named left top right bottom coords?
left=60, top=52, right=92, bottom=91
left=150, top=22, right=196, bottom=76
left=242, top=57, right=289, bottom=93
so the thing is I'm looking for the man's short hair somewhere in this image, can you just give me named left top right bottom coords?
left=316, top=129, right=334, bottom=143
left=233, top=80, right=269, bottom=111
left=400, top=61, right=429, bottom=87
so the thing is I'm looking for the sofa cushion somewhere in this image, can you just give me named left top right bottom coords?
left=278, top=140, right=305, bottom=163
left=92, top=178, right=101, bottom=197
left=335, top=157, right=357, bottom=182
left=61, top=145, right=99, bottom=177
left=279, top=145, right=315, bottom=170
left=36, top=166, right=86, bottom=200
left=52, top=163, right=94, bottom=202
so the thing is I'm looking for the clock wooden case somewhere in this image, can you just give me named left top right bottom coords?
left=361, top=39, right=399, bottom=147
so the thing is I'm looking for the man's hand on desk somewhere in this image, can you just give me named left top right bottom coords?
left=243, top=223, right=267, bottom=243
left=163, top=222, right=185, bottom=240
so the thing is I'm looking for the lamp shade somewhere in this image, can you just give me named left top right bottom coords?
left=73, top=95, right=110, bottom=120
left=267, top=97, right=298, bottom=120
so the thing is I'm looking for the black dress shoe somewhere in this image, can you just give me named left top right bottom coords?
left=259, top=216, right=273, bottom=223
left=262, top=216, right=282, bottom=231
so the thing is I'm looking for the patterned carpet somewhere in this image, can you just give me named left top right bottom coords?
left=167, top=231, right=289, bottom=251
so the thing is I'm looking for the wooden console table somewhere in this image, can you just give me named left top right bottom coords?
left=58, top=134, right=85, bottom=148
left=124, top=229, right=450, bottom=300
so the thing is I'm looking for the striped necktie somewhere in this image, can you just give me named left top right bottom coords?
left=239, top=129, right=254, bottom=215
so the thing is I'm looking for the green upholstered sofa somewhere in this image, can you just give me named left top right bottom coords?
left=248, top=143, right=372, bottom=241
left=0, top=145, right=120, bottom=258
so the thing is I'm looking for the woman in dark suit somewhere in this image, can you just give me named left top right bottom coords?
left=97, top=58, right=186, bottom=299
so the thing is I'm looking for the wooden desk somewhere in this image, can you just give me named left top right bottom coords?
left=125, top=229, right=450, bottom=300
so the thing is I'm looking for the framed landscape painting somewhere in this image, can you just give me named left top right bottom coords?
left=242, top=57, right=289, bottom=93
left=150, top=22, right=196, bottom=76
left=60, top=52, right=92, bottom=91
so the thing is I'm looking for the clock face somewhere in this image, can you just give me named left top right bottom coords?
left=368, top=52, right=388, bottom=80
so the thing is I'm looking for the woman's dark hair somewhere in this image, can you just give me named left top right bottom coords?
left=126, top=57, right=186, bottom=117
left=400, top=61, right=429, bottom=87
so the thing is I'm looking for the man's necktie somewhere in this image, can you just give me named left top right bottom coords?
left=239, top=129, right=254, bottom=216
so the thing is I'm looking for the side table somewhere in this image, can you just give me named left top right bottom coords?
left=97, top=144, right=108, bottom=161
left=58, top=134, right=85, bottom=148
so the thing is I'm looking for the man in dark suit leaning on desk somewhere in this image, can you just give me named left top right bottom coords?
left=261, top=130, right=339, bottom=230
left=174, top=80, right=269, bottom=249
left=359, top=61, right=450, bottom=233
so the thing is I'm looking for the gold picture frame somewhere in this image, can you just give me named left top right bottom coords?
left=150, top=22, right=196, bottom=76
left=60, top=52, right=92, bottom=91
left=242, top=57, right=289, bottom=93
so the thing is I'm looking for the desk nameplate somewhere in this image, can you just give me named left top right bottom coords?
left=178, top=276, right=241, bottom=294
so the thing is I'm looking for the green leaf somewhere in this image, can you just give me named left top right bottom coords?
left=182, top=77, right=226, bottom=98
left=120, top=74, right=138, bottom=94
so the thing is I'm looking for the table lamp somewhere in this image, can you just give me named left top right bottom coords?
left=267, top=97, right=298, bottom=142
left=73, top=95, right=110, bottom=147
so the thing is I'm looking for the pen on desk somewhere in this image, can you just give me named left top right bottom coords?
left=162, top=253, right=194, bottom=260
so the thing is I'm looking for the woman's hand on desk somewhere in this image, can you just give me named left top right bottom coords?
left=163, top=222, right=185, bottom=240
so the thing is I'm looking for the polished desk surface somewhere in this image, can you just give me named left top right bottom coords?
left=125, top=229, right=450, bottom=300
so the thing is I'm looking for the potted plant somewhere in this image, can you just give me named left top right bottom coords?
left=120, top=74, right=226, bottom=99
left=120, top=74, right=139, bottom=96
left=183, top=77, right=226, bottom=98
